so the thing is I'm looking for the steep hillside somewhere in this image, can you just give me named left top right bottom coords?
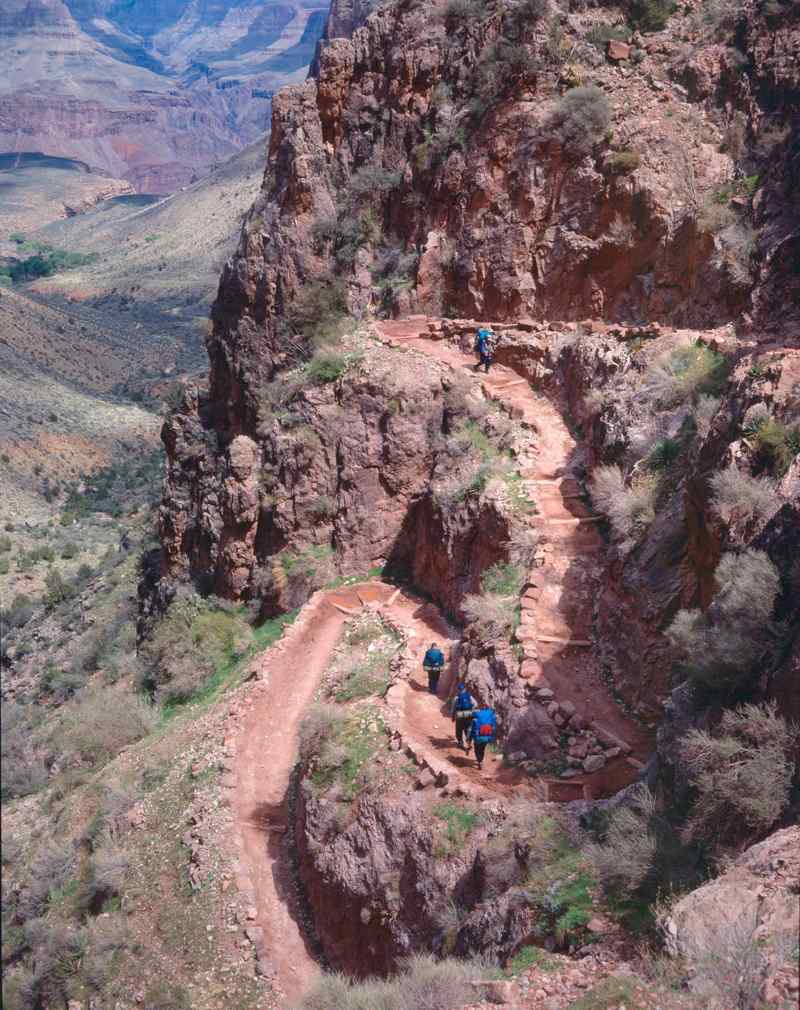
left=27, top=136, right=267, bottom=320
left=0, top=0, right=328, bottom=192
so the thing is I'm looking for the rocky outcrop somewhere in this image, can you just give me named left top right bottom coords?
left=663, top=826, right=800, bottom=1007
left=159, top=343, right=512, bottom=612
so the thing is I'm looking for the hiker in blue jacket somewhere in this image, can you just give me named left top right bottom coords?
left=469, top=707, right=497, bottom=770
left=450, top=683, right=476, bottom=751
left=422, top=642, right=445, bottom=695
left=474, top=327, right=494, bottom=374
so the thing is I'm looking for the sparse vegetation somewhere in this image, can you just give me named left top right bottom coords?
left=628, top=0, right=676, bottom=32
left=546, top=87, right=611, bottom=162
left=462, top=562, right=525, bottom=640
left=709, top=465, right=778, bottom=525
left=667, top=548, right=780, bottom=691
left=586, top=23, right=630, bottom=49
left=680, top=702, right=796, bottom=843
left=56, top=689, right=158, bottom=768
left=589, top=465, right=657, bottom=542
left=139, top=595, right=254, bottom=707
left=285, top=276, right=350, bottom=347
left=433, top=801, right=482, bottom=854
left=300, top=705, right=385, bottom=801
left=296, top=954, right=487, bottom=1010
left=642, top=341, right=730, bottom=408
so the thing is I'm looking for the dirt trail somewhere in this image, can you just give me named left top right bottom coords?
left=233, top=315, right=653, bottom=1001
left=234, top=582, right=522, bottom=1005
left=373, top=318, right=653, bottom=791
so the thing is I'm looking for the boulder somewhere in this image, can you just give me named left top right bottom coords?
left=583, top=753, right=606, bottom=773
left=470, top=979, right=520, bottom=1004
left=607, top=39, right=631, bottom=61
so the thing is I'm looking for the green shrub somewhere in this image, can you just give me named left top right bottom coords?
left=302, top=707, right=384, bottom=801
left=667, top=548, right=780, bottom=691
left=39, top=665, right=87, bottom=702
left=139, top=596, right=253, bottom=707
left=1, top=593, right=35, bottom=628
left=60, top=540, right=79, bottom=559
left=642, top=341, right=730, bottom=407
left=606, top=150, right=640, bottom=174
left=744, top=414, right=800, bottom=476
left=4, top=246, right=98, bottom=283
left=0, top=534, right=11, bottom=552
left=481, top=562, right=525, bottom=597
left=44, top=567, right=76, bottom=608
left=286, top=277, right=349, bottom=346
left=348, top=165, right=402, bottom=200
left=444, top=0, right=483, bottom=22
left=647, top=437, right=681, bottom=469
left=0, top=556, right=8, bottom=575
left=546, top=86, right=612, bottom=162
left=628, top=0, right=676, bottom=32
left=413, top=123, right=467, bottom=170
left=506, top=945, right=557, bottom=975
left=433, top=801, right=482, bottom=854
left=10, top=232, right=26, bottom=244
left=586, top=23, right=630, bottom=49
left=681, top=702, right=796, bottom=843
left=307, top=351, right=352, bottom=384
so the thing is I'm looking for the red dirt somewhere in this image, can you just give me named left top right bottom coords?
left=373, top=318, right=654, bottom=796
left=233, top=316, right=656, bottom=1001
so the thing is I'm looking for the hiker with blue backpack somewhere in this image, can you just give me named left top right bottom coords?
left=450, top=683, right=476, bottom=750
left=468, top=706, right=497, bottom=770
left=474, top=327, right=495, bottom=374
left=422, top=642, right=445, bottom=695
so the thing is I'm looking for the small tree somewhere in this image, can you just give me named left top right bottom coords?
left=680, top=702, right=796, bottom=844
left=667, top=549, right=780, bottom=691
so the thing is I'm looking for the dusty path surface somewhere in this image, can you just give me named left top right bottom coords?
left=233, top=315, right=654, bottom=1002
left=234, top=582, right=528, bottom=1004
left=373, top=318, right=653, bottom=792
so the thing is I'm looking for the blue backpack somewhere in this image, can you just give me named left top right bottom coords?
left=473, top=708, right=497, bottom=743
left=455, top=689, right=474, bottom=712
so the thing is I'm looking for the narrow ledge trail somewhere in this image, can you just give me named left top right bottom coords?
left=232, top=316, right=654, bottom=1004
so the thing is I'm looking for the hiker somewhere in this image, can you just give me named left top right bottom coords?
left=468, top=706, right=497, bottom=770
left=451, top=683, right=476, bottom=751
left=422, top=641, right=445, bottom=695
left=474, top=326, right=494, bottom=374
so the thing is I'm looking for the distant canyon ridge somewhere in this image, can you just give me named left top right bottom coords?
left=0, top=0, right=330, bottom=193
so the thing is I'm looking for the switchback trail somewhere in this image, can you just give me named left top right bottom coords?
left=373, top=317, right=653, bottom=796
left=233, top=581, right=527, bottom=1005
left=233, top=316, right=653, bottom=1002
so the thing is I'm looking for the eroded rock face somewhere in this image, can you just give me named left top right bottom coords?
left=159, top=344, right=512, bottom=614
left=663, top=826, right=800, bottom=1006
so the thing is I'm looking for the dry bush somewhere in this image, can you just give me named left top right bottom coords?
left=1, top=702, right=48, bottom=801
left=588, top=785, right=659, bottom=897
left=641, top=342, right=729, bottom=408
left=667, top=549, right=780, bottom=691
left=545, top=87, right=611, bottom=162
left=92, top=836, right=129, bottom=896
left=589, top=465, right=657, bottom=541
left=81, top=913, right=129, bottom=993
left=693, top=393, right=720, bottom=438
left=709, top=465, right=778, bottom=524
left=298, top=704, right=343, bottom=763
left=504, top=527, right=540, bottom=566
left=16, top=841, right=75, bottom=920
left=295, top=954, right=482, bottom=1010
left=680, top=702, right=796, bottom=843
left=56, top=689, right=158, bottom=768
left=462, top=593, right=517, bottom=641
